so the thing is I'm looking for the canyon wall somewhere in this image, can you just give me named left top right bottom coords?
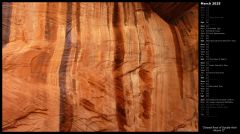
left=2, top=2, right=198, bottom=132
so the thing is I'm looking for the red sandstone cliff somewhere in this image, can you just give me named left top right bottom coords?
left=2, top=2, right=198, bottom=132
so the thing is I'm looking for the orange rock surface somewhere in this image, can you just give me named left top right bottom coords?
left=2, top=2, right=198, bottom=132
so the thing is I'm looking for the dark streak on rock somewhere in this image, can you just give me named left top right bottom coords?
left=81, top=99, right=95, bottom=111
left=139, top=67, right=152, bottom=120
left=112, top=3, right=127, bottom=132
left=45, top=3, right=58, bottom=41
left=171, top=124, right=186, bottom=132
left=123, top=3, right=127, bottom=25
left=74, top=3, right=81, bottom=63
left=106, top=3, right=110, bottom=29
left=139, top=68, right=151, bottom=83
left=2, top=2, right=12, bottom=47
left=137, top=9, right=154, bottom=123
left=76, top=3, right=80, bottom=33
left=170, top=25, right=183, bottom=99
left=72, top=79, right=76, bottom=92
left=132, top=3, right=137, bottom=26
left=141, top=3, right=152, bottom=21
left=142, top=91, right=151, bottom=119
left=59, top=3, right=73, bottom=132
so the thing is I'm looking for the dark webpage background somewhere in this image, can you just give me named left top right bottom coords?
left=199, top=0, right=240, bottom=133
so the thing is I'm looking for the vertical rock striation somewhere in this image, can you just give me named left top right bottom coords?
left=2, top=2, right=198, bottom=132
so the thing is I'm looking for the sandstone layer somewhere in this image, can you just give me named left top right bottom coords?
left=2, top=2, right=198, bottom=132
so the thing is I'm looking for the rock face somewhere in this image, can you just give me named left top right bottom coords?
left=2, top=2, right=198, bottom=132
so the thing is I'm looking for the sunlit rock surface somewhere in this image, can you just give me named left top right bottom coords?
left=2, top=2, right=198, bottom=132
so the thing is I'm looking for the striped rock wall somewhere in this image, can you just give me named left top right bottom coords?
left=2, top=2, right=198, bottom=132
